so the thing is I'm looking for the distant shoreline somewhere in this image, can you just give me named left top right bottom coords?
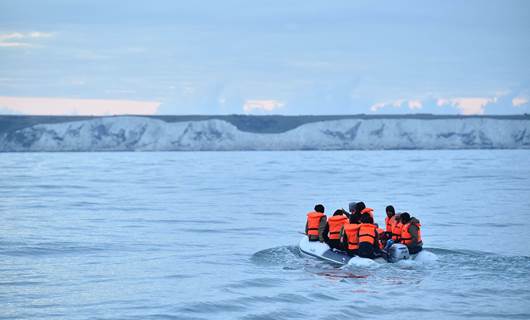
left=1, top=115, right=529, bottom=152
left=1, top=114, right=529, bottom=135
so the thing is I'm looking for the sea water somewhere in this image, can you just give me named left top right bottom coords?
left=1, top=150, right=529, bottom=319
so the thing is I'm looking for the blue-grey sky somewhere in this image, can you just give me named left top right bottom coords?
left=0, top=0, right=529, bottom=115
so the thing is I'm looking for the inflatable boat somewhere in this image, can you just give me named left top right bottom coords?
left=299, top=237, right=412, bottom=264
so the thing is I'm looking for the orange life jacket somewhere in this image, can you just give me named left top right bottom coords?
left=327, top=215, right=348, bottom=240
left=361, top=207, right=374, bottom=219
left=342, top=223, right=361, bottom=250
left=358, top=223, right=377, bottom=245
left=306, top=211, right=325, bottom=237
left=400, top=221, right=422, bottom=246
left=385, top=215, right=396, bottom=233
left=376, top=227, right=385, bottom=249
left=391, top=222, right=402, bottom=241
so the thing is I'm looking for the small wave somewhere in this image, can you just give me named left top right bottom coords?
left=240, top=308, right=307, bottom=320
left=179, top=301, right=246, bottom=314
left=0, top=280, right=44, bottom=286
left=316, top=270, right=368, bottom=279
left=251, top=246, right=304, bottom=270
left=119, top=218, right=229, bottom=225
left=424, top=247, right=530, bottom=263
left=0, top=241, right=110, bottom=257
left=227, top=277, right=287, bottom=289
left=426, top=247, right=496, bottom=256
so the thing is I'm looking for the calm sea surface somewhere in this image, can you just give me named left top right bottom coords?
left=1, top=150, right=530, bottom=319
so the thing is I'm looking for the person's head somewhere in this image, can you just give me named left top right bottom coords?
left=355, top=202, right=366, bottom=214
left=361, top=207, right=373, bottom=215
left=386, top=205, right=395, bottom=218
left=348, top=202, right=357, bottom=213
left=349, top=212, right=360, bottom=224
left=400, top=212, right=411, bottom=223
left=360, top=213, right=373, bottom=224
left=333, top=209, right=345, bottom=216
left=395, top=213, right=402, bottom=222
left=314, top=204, right=325, bottom=213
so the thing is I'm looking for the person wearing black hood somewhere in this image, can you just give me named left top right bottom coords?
left=399, top=212, right=423, bottom=254
left=338, top=201, right=367, bottom=255
left=347, top=201, right=366, bottom=224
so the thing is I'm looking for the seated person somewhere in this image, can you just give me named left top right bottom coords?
left=391, top=213, right=403, bottom=242
left=360, top=207, right=374, bottom=220
left=339, top=214, right=361, bottom=256
left=399, top=212, right=423, bottom=254
left=305, top=204, right=327, bottom=242
left=357, top=213, right=380, bottom=258
left=384, top=205, right=396, bottom=238
left=323, top=209, right=349, bottom=250
left=374, top=223, right=386, bottom=250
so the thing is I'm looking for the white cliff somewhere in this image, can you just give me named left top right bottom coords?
left=0, top=116, right=529, bottom=151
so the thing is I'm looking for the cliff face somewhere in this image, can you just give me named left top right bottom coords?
left=1, top=116, right=529, bottom=151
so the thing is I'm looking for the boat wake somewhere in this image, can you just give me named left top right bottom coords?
left=252, top=243, right=530, bottom=275
left=251, top=245, right=306, bottom=270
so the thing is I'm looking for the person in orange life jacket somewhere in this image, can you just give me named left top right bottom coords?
left=360, top=207, right=374, bottom=219
left=374, top=223, right=386, bottom=250
left=322, top=209, right=349, bottom=250
left=339, top=207, right=363, bottom=256
left=347, top=201, right=366, bottom=225
left=399, top=212, right=423, bottom=254
left=385, top=205, right=396, bottom=235
left=305, top=204, right=327, bottom=242
left=360, top=207, right=381, bottom=250
left=391, top=213, right=403, bottom=242
left=357, top=213, right=381, bottom=258
left=380, top=205, right=396, bottom=240
left=355, top=201, right=366, bottom=214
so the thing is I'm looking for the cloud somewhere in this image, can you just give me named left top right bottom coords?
left=0, top=33, right=30, bottom=47
left=28, top=32, right=53, bottom=38
left=408, top=99, right=422, bottom=110
left=0, top=33, right=24, bottom=41
left=0, top=32, right=53, bottom=48
left=370, top=102, right=387, bottom=112
left=512, top=96, right=528, bottom=107
left=0, top=96, right=160, bottom=115
left=370, top=99, right=423, bottom=112
left=243, top=99, right=285, bottom=113
left=436, top=97, right=496, bottom=115
left=0, top=42, right=31, bottom=48
left=369, top=95, right=524, bottom=115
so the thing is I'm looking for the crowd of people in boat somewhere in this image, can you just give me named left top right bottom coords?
left=305, top=201, right=423, bottom=259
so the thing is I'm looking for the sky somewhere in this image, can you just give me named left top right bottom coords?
left=0, top=0, right=529, bottom=116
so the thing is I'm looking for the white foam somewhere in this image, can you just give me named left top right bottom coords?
left=413, top=250, right=439, bottom=264
left=347, top=256, right=379, bottom=267
left=298, top=237, right=330, bottom=256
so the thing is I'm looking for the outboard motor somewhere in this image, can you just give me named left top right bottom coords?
left=387, top=243, right=410, bottom=263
